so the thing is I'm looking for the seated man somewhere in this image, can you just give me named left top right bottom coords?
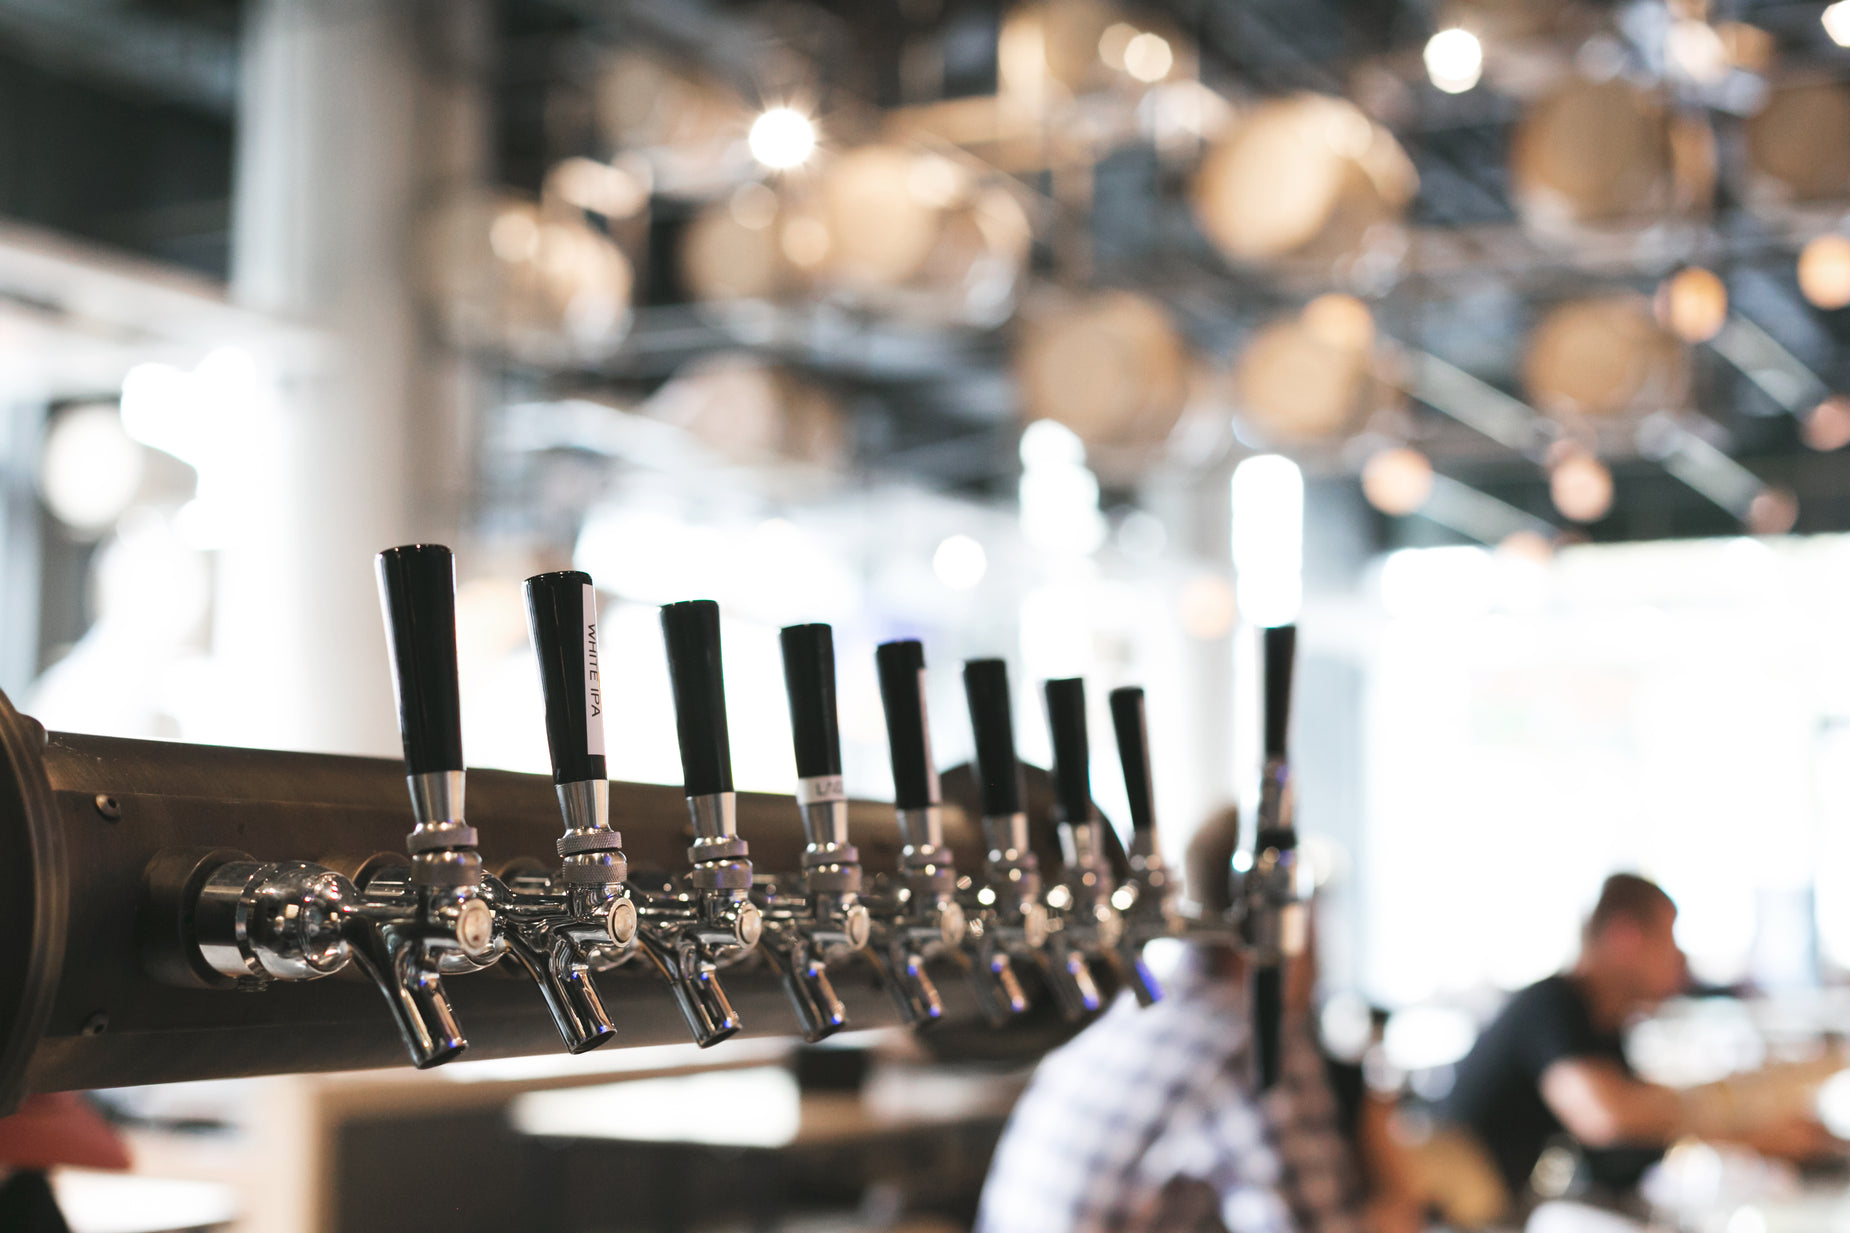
left=976, top=807, right=1397, bottom=1233
left=1439, top=873, right=1830, bottom=1218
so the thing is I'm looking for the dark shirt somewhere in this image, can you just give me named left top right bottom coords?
left=1441, top=974, right=1662, bottom=1199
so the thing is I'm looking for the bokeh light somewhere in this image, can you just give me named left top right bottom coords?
left=1361, top=447, right=1435, bottom=516
left=748, top=107, right=817, bottom=170
left=1424, top=28, right=1483, bottom=94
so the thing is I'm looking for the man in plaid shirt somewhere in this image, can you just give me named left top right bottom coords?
left=975, top=808, right=1373, bottom=1233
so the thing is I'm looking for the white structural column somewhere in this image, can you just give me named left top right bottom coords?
left=223, top=0, right=482, bottom=756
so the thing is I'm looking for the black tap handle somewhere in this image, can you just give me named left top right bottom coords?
left=661, top=600, right=732, bottom=796
left=1043, top=678, right=1092, bottom=825
left=779, top=623, right=842, bottom=780
left=963, top=658, right=1024, bottom=817
left=1263, top=624, right=1297, bottom=760
left=1254, top=964, right=1285, bottom=1091
left=376, top=544, right=464, bottom=776
left=877, top=640, right=939, bottom=810
left=524, top=570, right=606, bottom=785
left=1109, top=687, right=1156, bottom=835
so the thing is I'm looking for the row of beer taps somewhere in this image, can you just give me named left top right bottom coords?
left=179, top=545, right=1308, bottom=1085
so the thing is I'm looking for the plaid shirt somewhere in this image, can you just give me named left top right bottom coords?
left=975, top=951, right=1366, bottom=1233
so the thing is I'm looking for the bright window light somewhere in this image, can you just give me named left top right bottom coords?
left=511, top=1067, right=800, bottom=1146
left=39, top=404, right=144, bottom=532
left=1424, top=28, right=1483, bottom=94
left=748, top=107, right=817, bottom=170
left=1230, top=454, right=1303, bottom=628
left=1019, top=420, right=1106, bottom=556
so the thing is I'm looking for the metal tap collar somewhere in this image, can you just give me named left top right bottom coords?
left=982, top=812, right=1031, bottom=859
left=896, top=805, right=945, bottom=852
left=556, top=778, right=611, bottom=838
left=408, top=770, right=467, bottom=831
left=687, top=791, right=737, bottom=840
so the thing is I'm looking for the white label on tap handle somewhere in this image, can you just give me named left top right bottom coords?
left=584, top=582, right=606, bottom=757
left=796, top=774, right=845, bottom=806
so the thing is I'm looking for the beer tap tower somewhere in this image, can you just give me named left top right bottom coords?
left=0, top=540, right=1301, bottom=1110
left=1243, top=624, right=1304, bottom=1090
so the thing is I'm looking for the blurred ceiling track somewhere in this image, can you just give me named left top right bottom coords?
left=1404, top=344, right=1787, bottom=534
left=0, top=0, right=237, bottom=114
left=0, top=218, right=300, bottom=400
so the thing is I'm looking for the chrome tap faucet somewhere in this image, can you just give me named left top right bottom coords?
left=632, top=600, right=762, bottom=1048
left=1243, top=624, right=1304, bottom=1091
left=346, top=544, right=502, bottom=1066
left=182, top=545, right=503, bottom=1069
left=480, top=570, right=638, bottom=1055
left=1040, top=677, right=1129, bottom=1009
left=860, top=640, right=976, bottom=1027
left=1106, top=687, right=1179, bottom=1006
left=750, top=623, right=872, bottom=1042
left=962, top=660, right=1081, bottom=1018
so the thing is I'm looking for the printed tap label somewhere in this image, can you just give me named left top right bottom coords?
left=584, top=582, right=605, bottom=757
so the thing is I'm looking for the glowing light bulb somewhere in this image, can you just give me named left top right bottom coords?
left=1424, top=28, right=1483, bottom=94
left=1747, top=487, right=1798, bottom=536
left=1799, top=235, right=1850, bottom=310
left=1825, top=0, right=1850, bottom=47
left=748, top=108, right=817, bottom=170
left=1361, top=447, right=1435, bottom=516
left=1803, top=396, right=1850, bottom=451
left=1656, top=266, right=1728, bottom=343
left=1667, top=20, right=1729, bottom=84
left=1123, top=32, right=1174, bottom=83
left=1549, top=452, right=1613, bottom=523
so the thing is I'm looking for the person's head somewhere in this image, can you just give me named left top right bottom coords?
left=1579, top=873, right=1686, bottom=1007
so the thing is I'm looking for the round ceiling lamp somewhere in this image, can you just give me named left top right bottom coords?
left=1301, top=292, right=1376, bottom=352
left=1232, top=300, right=1379, bottom=445
left=682, top=191, right=794, bottom=303
left=1510, top=77, right=1708, bottom=234
left=1654, top=266, right=1728, bottom=343
left=1548, top=449, right=1614, bottom=523
left=1524, top=294, right=1687, bottom=419
left=422, top=193, right=634, bottom=364
left=593, top=52, right=747, bottom=197
left=1017, top=291, right=1189, bottom=451
left=819, top=146, right=946, bottom=288
left=1361, top=447, right=1435, bottom=516
left=1745, top=81, right=1850, bottom=205
left=806, top=146, right=1031, bottom=324
left=643, top=353, right=847, bottom=470
left=1798, top=235, right=1850, bottom=309
left=1194, top=94, right=1417, bottom=265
